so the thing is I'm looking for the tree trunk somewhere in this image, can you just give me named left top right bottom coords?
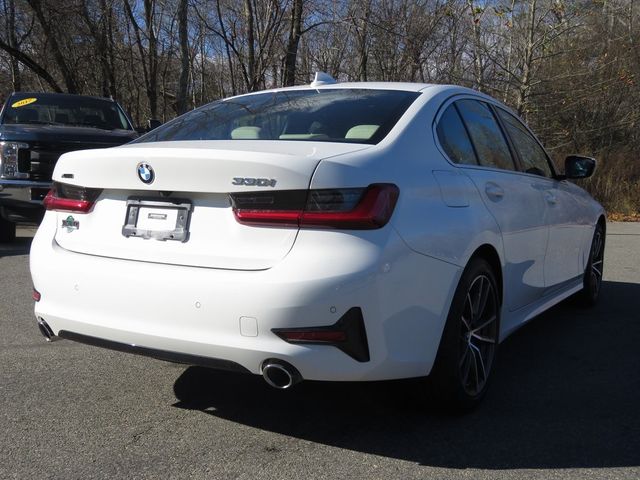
left=175, top=0, right=190, bottom=115
left=468, top=0, right=484, bottom=92
left=144, top=0, right=159, bottom=118
left=0, top=36, right=62, bottom=92
left=215, top=0, right=236, bottom=96
left=516, top=0, right=538, bottom=117
left=123, top=0, right=159, bottom=118
left=26, top=0, right=79, bottom=93
left=244, top=0, right=257, bottom=91
left=355, top=0, right=372, bottom=81
left=4, top=0, right=21, bottom=90
left=283, top=0, right=303, bottom=86
left=81, top=0, right=117, bottom=98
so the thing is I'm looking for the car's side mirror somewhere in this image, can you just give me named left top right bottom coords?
left=560, top=155, right=596, bottom=180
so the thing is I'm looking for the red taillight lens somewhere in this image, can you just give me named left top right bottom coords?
left=231, top=184, right=399, bottom=230
left=302, top=184, right=399, bottom=229
left=43, top=182, right=102, bottom=213
left=278, top=330, right=347, bottom=342
left=32, top=288, right=41, bottom=302
left=43, top=192, right=93, bottom=213
left=233, top=209, right=301, bottom=226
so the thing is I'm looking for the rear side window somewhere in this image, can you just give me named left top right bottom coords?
left=496, top=108, right=553, bottom=177
left=455, top=100, right=515, bottom=171
left=436, top=104, right=478, bottom=165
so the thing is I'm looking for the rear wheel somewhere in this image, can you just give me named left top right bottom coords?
left=577, top=223, right=605, bottom=307
left=428, top=258, right=500, bottom=412
left=0, top=216, right=16, bottom=243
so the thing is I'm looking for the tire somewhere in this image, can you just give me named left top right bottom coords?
left=0, top=216, right=16, bottom=243
left=428, top=257, right=500, bottom=412
left=576, top=223, right=605, bottom=307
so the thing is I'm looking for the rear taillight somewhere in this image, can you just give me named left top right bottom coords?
left=230, top=184, right=399, bottom=229
left=43, top=182, right=102, bottom=213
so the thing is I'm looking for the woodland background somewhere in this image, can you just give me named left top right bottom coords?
left=0, top=0, right=638, bottom=214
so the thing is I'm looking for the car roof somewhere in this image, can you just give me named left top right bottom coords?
left=222, top=82, right=497, bottom=105
left=224, top=82, right=434, bottom=100
left=274, top=82, right=435, bottom=92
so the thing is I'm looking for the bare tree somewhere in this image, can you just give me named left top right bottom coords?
left=2, top=0, right=21, bottom=90
left=175, top=0, right=190, bottom=114
left=123, top=0, right=160, bottom=117
left=283, top=0, right=303, bottom=86
left=25, top=0, right=80, bottom=92
left=81, top=0, right=118, bottom=98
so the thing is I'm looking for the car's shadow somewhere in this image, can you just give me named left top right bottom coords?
left=173, top=280, right=640, bottom=470
left=0, top=234, right=33, bottom=258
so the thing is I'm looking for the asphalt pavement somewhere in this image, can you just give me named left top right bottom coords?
left=1, top=224, right=639, bottom=480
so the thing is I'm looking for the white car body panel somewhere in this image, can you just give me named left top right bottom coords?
left=30, top=82, right=605, bottom=383
left=462, top=166, right=549, bottom=311
left=32, top=212, right=460, bottom=380
left=53, top=191, right=297, bottom=270
left=543, top=180, right=598, bottom=287
left=52, top=142, right=370, bottom=269
left=53, top=141, right=370, bottom=192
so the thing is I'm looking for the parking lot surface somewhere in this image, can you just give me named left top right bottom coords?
left=1, top=224, right=639, bottom=480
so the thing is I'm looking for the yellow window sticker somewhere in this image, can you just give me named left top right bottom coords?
left=11, top=97, right=37, bottom=108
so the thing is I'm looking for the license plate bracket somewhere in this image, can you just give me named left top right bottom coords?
left=122, top=197, right=192, bottom=242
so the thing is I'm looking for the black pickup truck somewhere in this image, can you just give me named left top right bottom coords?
left=0, top=92, right=139, bottom=242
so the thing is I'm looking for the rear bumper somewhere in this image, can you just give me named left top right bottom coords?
left=0, top=180, right=49, bottom=223
left=30, top=212, right=461, bottom=382
left=57, top=330, right=252, bottom=373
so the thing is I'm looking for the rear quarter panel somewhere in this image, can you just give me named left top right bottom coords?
left=309, top=86, right=505, bottom=355
left=310, top=86, right=504, bottom=270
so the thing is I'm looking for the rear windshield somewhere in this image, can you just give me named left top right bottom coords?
left=2, top=95, right=132, bottom=130
left=135, top=89, right=420, bottom=145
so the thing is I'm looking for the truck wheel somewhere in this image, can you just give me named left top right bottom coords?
left=0, top=216, right=16, bottom=243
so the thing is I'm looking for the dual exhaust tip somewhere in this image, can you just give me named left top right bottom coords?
left=261, top=358, right=302, bottom=389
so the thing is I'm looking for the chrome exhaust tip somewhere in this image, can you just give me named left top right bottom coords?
left=261, top=359, right=302, bottom=389
left=37, top=318, right=56, bottom=342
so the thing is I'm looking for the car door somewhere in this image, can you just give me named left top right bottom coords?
left=439, top=99, right=548, bottom=314
left=494, top=107, right=584, bottom=289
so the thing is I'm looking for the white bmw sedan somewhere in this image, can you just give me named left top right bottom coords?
left=30, top=79, right=605, bottom=410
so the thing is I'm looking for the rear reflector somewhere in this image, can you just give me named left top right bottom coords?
left=278, top=330, right=347, bottom=342
left=43, top=182, right=102, bottom=213
left=231, top=184, right=399, bottom=229
left=32, top=288, right=41, bottom=302
left=272, top=307, right=370, bottom=362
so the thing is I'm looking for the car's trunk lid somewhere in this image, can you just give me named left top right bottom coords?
left=51, top=141, right=370, bottom=270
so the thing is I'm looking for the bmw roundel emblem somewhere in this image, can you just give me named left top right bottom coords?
left=137, top=163, right=154, bottom=184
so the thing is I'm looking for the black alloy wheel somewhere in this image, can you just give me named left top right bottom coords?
left=458, top=274, right=499, bottom=397
left=578, top=223, right=605, bottom=306
left=428, top=257, right=500, bottom=412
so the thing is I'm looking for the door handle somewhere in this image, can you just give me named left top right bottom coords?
left=485, top=183, right=504, bottom=200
